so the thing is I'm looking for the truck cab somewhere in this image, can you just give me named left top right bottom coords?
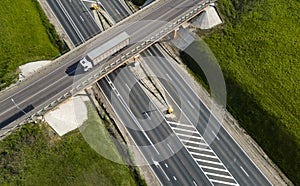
left=79, top=57, right=93, bottom=72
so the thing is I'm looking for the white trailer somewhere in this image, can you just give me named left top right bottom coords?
left=79, top=32, right=130, bottom=71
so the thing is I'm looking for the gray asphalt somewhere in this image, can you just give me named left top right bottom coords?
left=47, top=0, right=101, bottom=46
left=98, top=0, right=131, bottom=23
left=141, top=45, right=272, bottom=185
left=98, top=67, right=212, bottom=185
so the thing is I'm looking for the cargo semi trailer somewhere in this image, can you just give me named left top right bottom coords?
left=79, top=32, right=130, bottom=72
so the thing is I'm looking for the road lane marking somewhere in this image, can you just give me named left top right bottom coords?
left=125, top=83, right=130, bottom=90
left=190, top=151, right=219, bottom=159
left=162, top=47, right=269, bottom=184
left=81, top=0, right=97, bottom=3
left=130, top=59, right=239, bottom=185
left=166, top=73, right=172, bottom=81
left=152, top=158, right=170, bottom=181
left=200, top=165, right=230, bottom=173
left=79, top=0, right=100, bottom=28
left=185, top=145, right=212, bottom=152
left=210, top=179, right=238, bottom=186
left=56, top=0, right=85, bottom=42
left=187, top=100, right=194, bottom=108
left=167, top=143, right=174, bottom=153
left=181, top=139, right=206, bottom=146
left=168, top=121, right=193, bottom=128
left=115, top=8, right=121, bottom=15
left=176, top=133, right=203, bottom=140
left=172, top=127, right=197, bottom=134
left=79, top=15, right=85, bottom=22
left=104, top=77, right=159, bottom=155
left=145, top=112, right=151, bottom=120
left=98, top=82, right=163, bottom=186
left=193, top=180, right=198, bottom=186
left=240, top=166, right=249, bottom=177
left=211, top=131, right=220, bottom=140
left=194, top=158, right=223, bottom=165
left=206, top=172, right=235, bottom=179
left=148, top=50, right=153, bottom=56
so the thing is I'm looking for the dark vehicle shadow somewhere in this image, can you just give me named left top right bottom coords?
left=65, top=62, right=84, bottom=76
left=0, top=105, right=35, bottom=128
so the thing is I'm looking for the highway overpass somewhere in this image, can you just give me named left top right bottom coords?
left=0, top=0, right=211, bottom=137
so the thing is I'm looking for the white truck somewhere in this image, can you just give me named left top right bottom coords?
left=79, top=32, right=130, bottom=72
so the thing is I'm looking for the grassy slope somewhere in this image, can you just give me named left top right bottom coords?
left=201, top=0, right=299, bottom=184
left=0, top=103, right=136, bottom=185
left=0, top=0, right=60, bottom=89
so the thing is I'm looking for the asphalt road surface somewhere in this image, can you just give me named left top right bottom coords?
left=47, top=0, right=101, bottom=46
left=98, top=0, right=131, bottom=23
left=98, top=67, right=212, bottom=185
left=139, top=45, right=272, bottom=185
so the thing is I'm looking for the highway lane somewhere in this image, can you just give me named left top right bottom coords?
left=142, top=45, right=271, bottom=185
left=47, top=0, right=83, bottom=46
left=98, top=0, right=131, bottom=23
left=98, top=67, right=212, bottom=185
left=59, top=0, right=100, bottom=39
left=47, top=0, right=101, bottom=46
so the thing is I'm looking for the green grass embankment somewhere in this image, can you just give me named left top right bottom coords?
left=0, top=102, right=137, bottom=185
left=0, top=0, right=67, bottom=90
left=182, top=0, right=299, bottom=184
